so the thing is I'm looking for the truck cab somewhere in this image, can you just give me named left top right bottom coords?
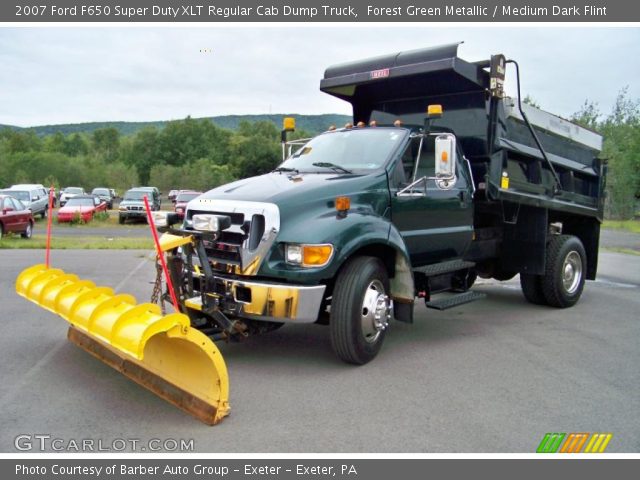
left=153, top=44, right=605, bottom=366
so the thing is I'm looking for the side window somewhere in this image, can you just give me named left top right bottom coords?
left=6, top=197, right=18, bottom=210
left=392, top=136, right=437, bottom=187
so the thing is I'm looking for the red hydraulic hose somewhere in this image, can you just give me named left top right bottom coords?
left=143, top=196, right=180, bottom=313
left=45, top=185, right=54, bottom=267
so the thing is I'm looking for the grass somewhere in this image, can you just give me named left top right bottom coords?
left=0, top=234, right=154, bottom=250
left=602, top=220, right=640, bottom=234
left=53, top=210, right=147, bottom=228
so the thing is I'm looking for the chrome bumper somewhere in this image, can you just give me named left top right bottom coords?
left=185, top=277, right=326, bottom=324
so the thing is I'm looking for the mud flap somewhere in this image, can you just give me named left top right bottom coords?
left=16, top=264, right=230, bottom=425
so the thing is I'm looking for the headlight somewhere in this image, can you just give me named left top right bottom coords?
left=285, top=244, right=333, bottom=267
left=152, top=211, right=168, bottom=227
left=192, top=214, right=231, bottom=232
left=118, top=206, right=127, bottom=211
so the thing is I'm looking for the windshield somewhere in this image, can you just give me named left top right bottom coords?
left=176, top=192, right=200, bottom=202
left=66, top=198, right=95, bottom=207
left=92, top=188, right=109, bottom=195
left=1, top=190, right=29, bottom=202
left=124, top=191, right=146, bottom=201
left=279, top=128, right=406, bottom=173
left=65, top=187, right=83, bottom=194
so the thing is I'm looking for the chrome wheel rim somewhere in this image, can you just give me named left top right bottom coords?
left=361, top=280, right=390, bottom=344
left=25, top=224, right=32, bottom=237
left=562, top=251, right=582, bottom=294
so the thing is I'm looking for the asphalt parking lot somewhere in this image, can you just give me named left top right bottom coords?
left=0, top=248, right=638, bottom=453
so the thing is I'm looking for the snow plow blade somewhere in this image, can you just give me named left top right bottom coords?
left=16, top=264, right=230, bottom=425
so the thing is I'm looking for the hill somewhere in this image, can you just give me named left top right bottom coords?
left=1, top=114, right=352, bottom=137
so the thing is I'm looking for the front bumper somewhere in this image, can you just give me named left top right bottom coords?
left=185, top=275, right=326, bottom=324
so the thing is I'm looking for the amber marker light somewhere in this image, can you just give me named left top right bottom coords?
left=335, top=196, right=351, bottom=212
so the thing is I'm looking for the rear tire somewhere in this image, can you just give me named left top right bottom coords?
left=41, top=207, right=47, bottom=219
left=520, top=273, right=547, bottom=305
left=541, top=235, right=586, bottom=308
left=0, top=223, right=4, bottom=240
left=330, top=256, right=390, bottom=365
left=21, top=221, right=33, bottom=239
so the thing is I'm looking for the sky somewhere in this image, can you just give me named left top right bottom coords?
left=0, top=26, right=639, bottom=127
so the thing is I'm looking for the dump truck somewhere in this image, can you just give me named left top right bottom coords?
left=16, top=43, right=605, bottom=424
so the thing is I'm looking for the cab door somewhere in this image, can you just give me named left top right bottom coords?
left=389, top=134, right=473, bottom=267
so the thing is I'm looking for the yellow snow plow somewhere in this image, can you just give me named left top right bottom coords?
left=16, top=263, right=230, bottom=425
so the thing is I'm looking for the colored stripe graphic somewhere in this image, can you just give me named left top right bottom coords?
left=537, top=433, right=566, bottom=453
left=537, top=433, right=613, bottom=453
left=584, top=433, right=613, bottom=453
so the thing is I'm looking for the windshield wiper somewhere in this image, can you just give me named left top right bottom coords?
left=273, top=166, right=300, bottom=174
left=311, top=162, right=353, bottom=174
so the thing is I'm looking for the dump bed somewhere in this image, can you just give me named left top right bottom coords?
left=321, top=43, right=605, bottom=220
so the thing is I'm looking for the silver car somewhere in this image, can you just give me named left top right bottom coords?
left=1, top=186, right=49, bottom=218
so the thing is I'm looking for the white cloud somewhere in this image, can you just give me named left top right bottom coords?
left=0, top=26, right=638, bottom=126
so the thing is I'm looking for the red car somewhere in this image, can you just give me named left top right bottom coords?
left=0, top=194, right=34, bottom=239
left=174, top=191, right=202, bottom=219
left=57, top=195, right=107, bottom=223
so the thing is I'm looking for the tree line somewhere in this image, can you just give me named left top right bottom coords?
left=0, top=117, right=309, bottom=196
left=0, top=93, right=637, bottom=219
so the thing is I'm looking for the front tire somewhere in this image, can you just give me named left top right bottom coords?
left=541, top=235, right=586, bottom=308
left=330, top=256, right=391, bottom=365
left=41, top=207, right=47, bottom=219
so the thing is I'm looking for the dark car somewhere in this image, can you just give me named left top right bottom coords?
left=118, top=188, right=158, bottom=224
left=174, top=191, right=202, bottom=219
left=0, top=194, right=34, bottom=239
left=136, top=186, right=161, bottom=210
left=91, top=187, right=114, bottom=209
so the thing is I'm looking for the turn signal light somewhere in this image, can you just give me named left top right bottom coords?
left=302, top=245, right=334, bottom=267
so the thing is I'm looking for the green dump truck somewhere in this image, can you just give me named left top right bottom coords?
left=153, top=44, right=606, bottom=365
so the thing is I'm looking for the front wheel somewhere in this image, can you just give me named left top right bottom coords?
left=41, top=207, right=47, bottom=219
left=330, top=256, right=391, bottom=365
left=541, top=235, right=587, bottom=308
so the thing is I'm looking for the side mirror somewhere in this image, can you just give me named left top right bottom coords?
left=434, top=134, right=457, bottom=189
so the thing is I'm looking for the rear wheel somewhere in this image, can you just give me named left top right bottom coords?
left=41, top=207, right=47, bottom=219
left=541, top=235, right=586, bottom=308
left=520, top=273, right=547, bottom=305
left=0, top=223, right=4, bottom=240
left=330, top=256, right=391, bottom=365
left=21, top=221, right=33, bottom=239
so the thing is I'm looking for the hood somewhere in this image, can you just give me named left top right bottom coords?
left=120, top=199, right=145, bottom=206
left=196, top=172, right=382, bottom=209
left=58, top=206, right=94, bottom=214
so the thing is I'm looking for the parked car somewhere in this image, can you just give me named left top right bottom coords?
left=174, top=191, right=202, bottom=219
left=119, top=188, right=158, bottom=224
left=135, top=186, right=161, bottom=210
left=91, top=187, right=114, bottom=209
left=57, top=195, right=107, bottom=223
left=59, top=187, right=86, bottom=206
left=168, top=189, right=179, bottom=203
left=0, top=186, right=49, bottom=218
left=11, top=183, right=56, bottom=207
left=0, top=194, right=34, bottom=239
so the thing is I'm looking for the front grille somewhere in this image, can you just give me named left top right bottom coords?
left=185, top=201, right=279, bottom=275
left=127, top=205, right=144, bottom=211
